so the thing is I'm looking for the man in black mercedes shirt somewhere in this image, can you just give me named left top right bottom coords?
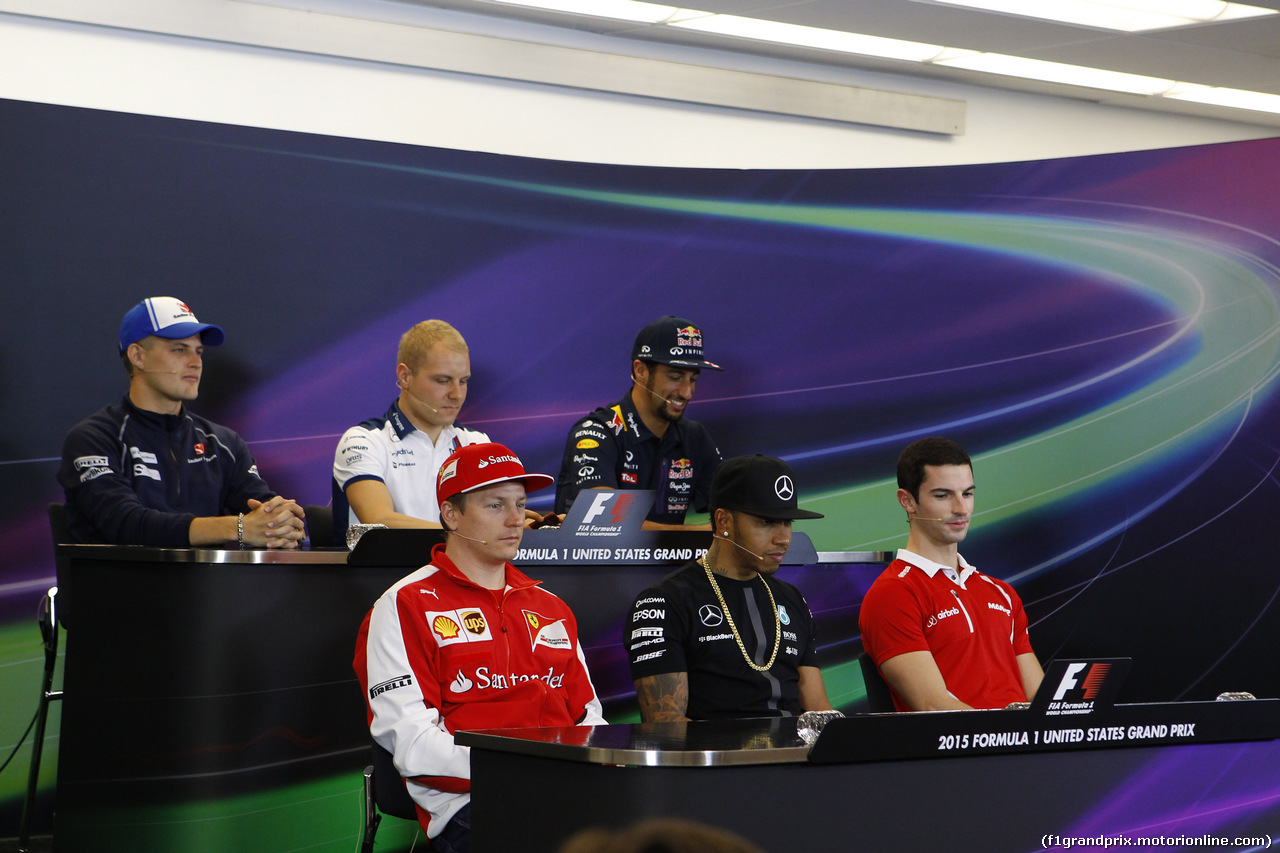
left=625, top=454, right=833, bottom=720
left=554, top=315, right=723, bottom=530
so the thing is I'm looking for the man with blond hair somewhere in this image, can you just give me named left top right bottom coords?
left=333, top=320, right=489, bottom=537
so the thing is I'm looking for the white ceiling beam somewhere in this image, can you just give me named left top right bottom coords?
left=0, top=0, right=965, bottom=134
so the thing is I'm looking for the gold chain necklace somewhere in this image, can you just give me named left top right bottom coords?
left=700, top=550, right=780, bottom=673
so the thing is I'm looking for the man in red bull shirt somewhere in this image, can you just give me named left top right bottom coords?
left=859, top=437, right=1043, bottom=711
left=355, top=442, right=604, bottom=851
left=554, top=315, right=724, bottom=530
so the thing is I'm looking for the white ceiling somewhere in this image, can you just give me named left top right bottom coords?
left=388, top=0, right=1280, bottom=127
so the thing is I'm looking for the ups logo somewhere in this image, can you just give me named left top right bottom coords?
left=462, top=610, right=487, bottom=635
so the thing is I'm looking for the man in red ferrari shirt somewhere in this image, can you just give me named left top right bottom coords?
left=860, top=437, right=1043, bottom=712
left=354, top=442, right=604, bottom=851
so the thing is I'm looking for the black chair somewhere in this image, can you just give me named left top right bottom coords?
left=361, top=740, right=420, bottom=852
left=20, top=505, right=70, bottom=849
left=858, top=650, right=896, bottom=713
left=19, top=587, right=63, bottom=852
left=47, top=502, right=71, bottom=545
left=304, top=504, right=335, bottom=548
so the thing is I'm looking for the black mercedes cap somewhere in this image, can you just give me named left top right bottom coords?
left=631, top=315, right=723, bottom=371
left=710, top=454, right=824, bottom=520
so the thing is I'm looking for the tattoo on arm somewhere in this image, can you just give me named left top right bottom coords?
left=635, top=673, right=690, bottom=722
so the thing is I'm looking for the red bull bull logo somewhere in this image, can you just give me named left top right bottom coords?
left=675, top=325, right=702, bottom=347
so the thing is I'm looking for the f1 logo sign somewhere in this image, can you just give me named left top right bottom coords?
left=582, top=492, right=615, bottom=525
left=1052, top=663, right=1089, bottom=701
left=1051, top=661, right=1111, bottom=702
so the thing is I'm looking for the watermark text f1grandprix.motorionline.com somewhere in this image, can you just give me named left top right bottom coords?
left=1042, top=835, right=1272, bottom=850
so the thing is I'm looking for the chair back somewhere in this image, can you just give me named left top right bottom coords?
left=372, top=741, right=419, bottom=821
left=858, top=651, right=896, bottom=713
left=304, top=505, right=336, bottom=548
left=48, top=502, right=71, bottom=545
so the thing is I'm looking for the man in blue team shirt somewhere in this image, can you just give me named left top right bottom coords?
left=58, top=297, right=305, bottom=547
left=554, top=315, right=724, bottom=530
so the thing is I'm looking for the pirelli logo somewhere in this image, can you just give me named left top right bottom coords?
left=369, top=673, right=414, bottom=700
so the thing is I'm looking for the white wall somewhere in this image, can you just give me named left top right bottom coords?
left=0, top=0, right=1274, bottom=168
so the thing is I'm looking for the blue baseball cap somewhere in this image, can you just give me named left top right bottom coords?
left=119, top=297, right=225, bottom=353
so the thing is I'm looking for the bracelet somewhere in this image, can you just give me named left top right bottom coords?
left=237, top=512, right=246, bottom=549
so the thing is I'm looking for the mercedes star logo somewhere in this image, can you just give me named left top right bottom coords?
left=774, top=475, right=794, bottom=501
left=699, top=604, right=724, bottom=627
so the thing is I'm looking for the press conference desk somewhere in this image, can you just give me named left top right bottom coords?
left=48, top=534, right=875, bottom=853
left=460, top=703, right=1280, bottom=853
left=51, top=541, right=1280, bottom=853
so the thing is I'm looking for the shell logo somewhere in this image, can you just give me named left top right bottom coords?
left=432, top=615, right=461, bottom=640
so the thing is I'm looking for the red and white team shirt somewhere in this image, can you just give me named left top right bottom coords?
left=354, top=545, right=604, bottom=837
left=860, top=549, right=1034, bottom=711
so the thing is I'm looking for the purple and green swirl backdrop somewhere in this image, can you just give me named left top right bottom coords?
left=3, top=97, right=1280, bottom=848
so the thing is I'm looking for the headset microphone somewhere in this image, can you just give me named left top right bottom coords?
left=631, top=375, right=678, bottom=406
left=908, top=514, right=952, bottom=523
left=717, top=530, right=779, bottom=562
left=448, top=531, right=489, bottom=545
left=399, top=380, right=441, bottom=415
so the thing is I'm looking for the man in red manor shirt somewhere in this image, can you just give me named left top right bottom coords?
left=860, top=437, right=1043, bottom=712
left=354, top=442, right=604, bottom=852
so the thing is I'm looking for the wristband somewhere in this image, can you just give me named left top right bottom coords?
left=237, top=512, right=246, bottom=549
